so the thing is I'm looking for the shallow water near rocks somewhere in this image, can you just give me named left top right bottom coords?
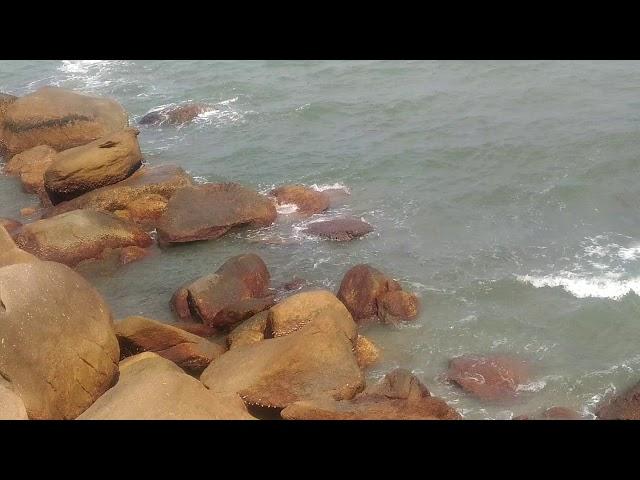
left=3, top=60, right=640, bottom=419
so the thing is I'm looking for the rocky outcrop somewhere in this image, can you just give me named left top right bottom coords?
left=201, top=315, right=364, bottom=409
left=139, top=103, right=209, bottom=126
left=172, top=253, right=273, bottom=329
left=0, top=225, right=38, bottom=267
left=446, top=354, right=532, bottom=402
left=355, top=335, right=381, bottom=369
left=77, top=352, right=254, bottom=420
left=595, top=381, right=640, bottom=419
left=115, top=316, right=225, bottom=372
left=0, top=87, right=128, bottom=157
left=0, top=379, right=28, bottom=420
left=12, top=209, right=153, bottom=267
left=227, top=311, right=270, bottom=349
left=156, top=183, right=277, bottom=244
left=0, top=261, right=119, bottom=419
left=270, top=185, right=330, bottom=216
left=42, top=164, right=194, bottom=229
left=43, top=128, right=143, bottom=204
left=304, top=218, right=373, bottom=241
left=281, top=369, right=461, bottom=420
left=119, top=245, right=149, bottom=265
left=0, top=93, right=17, bottom=157
left=377, top=290, right=420, bottom=325
left=2, top=145, right=56, bottom=198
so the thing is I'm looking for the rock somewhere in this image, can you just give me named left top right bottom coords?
left=336, top=264, right=402, bottom=323
left=270, top=185, right=330, bottom=216
left=282, top=277, right=307, bottom=292
left=377, top=290, right=420, bottom=324
left=156, top=183, right=277, bottom=244
left=446, top=354, right=532, bottom=402
left=115, top=316, right=225, bottom=372
left=119, top=246, right=149, bottom=265
left=355, top=335, right=381, bottom=369
left=0, top=225, right=38, bottom=267
left=1, top=86, right=128, bottom=157
left=268, top=289, right=356, bottom=339
left=172, top=253, right=272, bottom=328
left=0, top=217, right=21, bottom=235
left=166, top=321, right=218, bottom=338
left=42, top=165, right=194, bottom=229
left=595, top=381, right=640, bottom=419
left=281, top=369, right=461, bottom=420
left=20, top=206, right=37, bottom=217
left=0, top=379, right=28, bottom=420
left=77, top=352, right=254, bottom=420
left=13, top=209, right=153, bottom=267
left=540, top=406, right=583, bottom=420
left=201, top=315, right=365, bottom=409
left=0, top=93, right=17, bottom=157
left=304, top=217, right=373, bottom=241
left=139, top=103, right=209, bottom=126
left=227, top=311, right=270, bottom=349
left=43, top=128, right=143, bottom=204
left=3, top=145, right=57, bottom=198
left=0, top=261, right=119, bottom=419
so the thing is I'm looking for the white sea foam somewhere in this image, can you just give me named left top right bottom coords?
left=276, top=203, right=299, bottom=215
left=517, top=272, right=640, bottom=300
left=310, top=183, right=351, bottom=194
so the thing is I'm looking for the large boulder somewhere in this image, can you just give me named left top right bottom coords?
left=0, top=225, right=38, bottom=267
left=270, top=185, right=330, bottom=216
left=156, top=183, right=277, bottom=244
left=12, top=209, right=153, bottom=267
left=172, top=253, right=272, bottom=328
left=268, top=289, right=356, bottom=338
left=281, top=369, right=461, bottom=420
left=0, top=87, right=128, bottom=157
left=377, top=290, right=420, bottom=324
left=355, top=335, right=381, bottom=369
left=0, top=261, right=120, bottom=419
left=201, top=315, right=365, bottom=409
left=115, top=316, right=225, bottom=372
left=227, top=311, right=270, bottom=350
left=304, top=217, right=373, bottom=241
left=42, top=164, right=194, bottom=228
left=446, top=354, right=532, bottom=402
left=0, top=379, right=28, bottom=420
left=139, top=103, right=209, bottom=126
left=43, top=128, right=143, bottom=204
left=3, top=145, right=56, bottom=197
left=595, top=381, right=640, bottom=419
left=0, top=93, right=17, bottom=156
left=77, top=352, right=254, bottom=420
left=336, top=264, right=403, bottom=323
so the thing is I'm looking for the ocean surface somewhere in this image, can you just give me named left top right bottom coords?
left=2, top=60, right=640, bottom=419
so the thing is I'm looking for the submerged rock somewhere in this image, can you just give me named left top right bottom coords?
left=270, top=185, right=330, bottom=216
left=115, top=316, right=225, bottom=372
left=0, top=261, right=120, bottom=419
left=540, top=406, right=584, bottom=420
left=78, top=352, right=254, bottom=420
left=446, top=354, right=532, bottom=402
left=13, top=209, right=153, bottom=267
left=304, top=217, right=373, bottom=241
left=201, top=315, right=365, bottom=409
left=119, top=245, right=149, bottom=265
left=595, top=381, right=640, bottom=419
left=139, top=103, right=209, bottom=126
left=43, top=128, right=142, bottom=204
left=3, top=145, right=56, bottom=197
left=156, top=183, right=277, bottom=244
left=41, top=164, right=194, bottom=228
left=0, top=217, right=21, bottom=235
left=0, top=86, right=128, bottom=157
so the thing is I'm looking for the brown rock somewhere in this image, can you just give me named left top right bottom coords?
left=377, top=290, right=420, bottom=324
left=447, top=354, right=532, bottom=402
left=20, top=206, right=38, bottom=217
left=77, top=352, right=254, bottom=420
left=595, top=381, right=640, bottom=419
left=0, top=93, right=17, bottom=157
left=540, top=406, right=583, bottom=420
left=139, top=103, right=209, bottom=126
left=268, top=289, right=356, bottom=339
left=3, top=145, right=57, bottom=198
left=355, top=335, right=381, bottom=369
left=337, top=264, right=402, bottom=322
left=304, top=217, right=373, bottom=241
left=281, top=369, right=461, bottom=420
left=0, top=379, right=28, bottom=420
left=41, top=164, right=194, bottom=228
left=172, top=253, right=272, bottom=328
left=0, top=261, right=120, bottom=419
left=125, top=193, right=168, bottom=224
left=13, top=209, right=153, bottom=267
left=119, top=245, right=149, bottom=265
left=270, top=185, right=330, bottom=216
left=201, top=315, right=365, bottom=409
left=0, top=217, right=21, bottom=235
left=0, top=225, right=39, bottom=267
left=156, top=183, right=277, bottom=244
left=1, top=86, right=128, bottom=157
left=166, top=321, right=218, bottom=338
left=43, top=128, right=143, bottom=204
left=227, top=311, right=270, bottom=349
left=115, top=316, right=225, bottom=372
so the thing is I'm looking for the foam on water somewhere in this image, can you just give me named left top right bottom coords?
left=517, top=272, right=640, bottom=300
left=310, top=182, right=351, bottom=193
left=276, top=203, right=299, bottom=214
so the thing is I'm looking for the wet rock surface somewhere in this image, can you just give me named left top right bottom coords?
left=304, top=217, right=373, bottom=241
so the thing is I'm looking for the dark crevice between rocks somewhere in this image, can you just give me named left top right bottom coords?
left=246, top=403, right=284, bottom=420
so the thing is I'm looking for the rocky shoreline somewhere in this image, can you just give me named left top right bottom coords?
left=0, top=86, right=636, bottom=420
